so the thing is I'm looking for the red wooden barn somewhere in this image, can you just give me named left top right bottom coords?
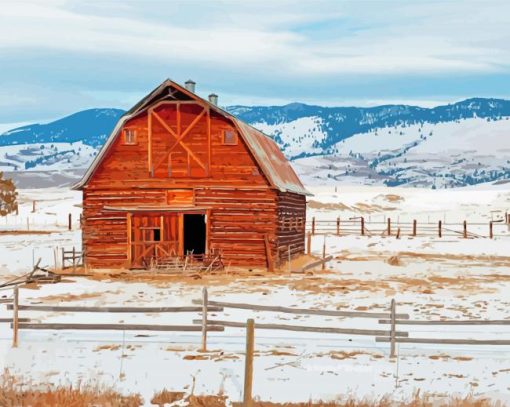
left=74, top=79, right=309, bottom=269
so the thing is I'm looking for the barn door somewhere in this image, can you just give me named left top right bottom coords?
left=129, top=213, right=179, bottom=268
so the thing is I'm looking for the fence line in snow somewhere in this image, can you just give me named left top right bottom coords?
left=4, top=288, right=510, bottom=361
left=307, top=215, right=510, bottom=239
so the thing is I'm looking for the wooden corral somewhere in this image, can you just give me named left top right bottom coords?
left=74, top=79, right=309, bottom=270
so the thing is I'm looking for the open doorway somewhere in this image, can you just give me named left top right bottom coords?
left=183, top=214, right=206, bottom=255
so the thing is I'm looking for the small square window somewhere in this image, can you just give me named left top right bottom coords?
left=124, top=129, right=137, bottom=145
left=223, top=130, right=237, bottom=145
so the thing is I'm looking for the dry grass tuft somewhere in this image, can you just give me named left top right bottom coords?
left=150, top=390, right=227, bottom=407
left=151, top=389, right=186, bottom=405
left=386, top=255, right=401, bottom=266
left=0, top=370, right=143, bottom=407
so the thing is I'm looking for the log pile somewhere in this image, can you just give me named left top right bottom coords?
left=0, top=259, right=61, bottom=289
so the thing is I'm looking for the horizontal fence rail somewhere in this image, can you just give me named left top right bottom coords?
left=14, top=323, right=224, bottom=332
left=7, top=304, right=223, bottom=313
left=192, top=299, right=410, bottom=319
left=379, top=319, right=510, bottom=326
left=192, top=319, right=409, bottom=337
left=376, top=337, right=510, bottom=346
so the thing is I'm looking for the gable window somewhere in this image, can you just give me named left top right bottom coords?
left=124, top=129, right=137, bottom=145
left=223, top=130, right=237, bottom=145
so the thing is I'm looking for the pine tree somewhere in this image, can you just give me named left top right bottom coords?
left=0, top=172, right=18, bottom=216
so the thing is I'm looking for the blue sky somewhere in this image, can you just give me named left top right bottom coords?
left=1, top=0, right=510, bottom=126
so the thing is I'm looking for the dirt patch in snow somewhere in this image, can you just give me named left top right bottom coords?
left=307, top=200, right=352, bottom=211
left=30, top=291, right=105, bottom=303
left=378, top=194, right=405, bottom=203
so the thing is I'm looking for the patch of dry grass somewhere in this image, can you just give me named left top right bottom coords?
left=0, top=370, right=143, bottom=407
left=34, top=291, right=104, bottom=302
left=151, top=389, right=227, bottom=407
left=239, top=392, right=499, bottom=406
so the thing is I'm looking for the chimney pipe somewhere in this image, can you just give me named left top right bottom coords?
left=184, top=79, right=196, bottom=93
left=208, top=93, right=218, bottom=106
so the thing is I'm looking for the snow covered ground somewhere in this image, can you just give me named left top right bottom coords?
left=294, top=117, right=510, bottom=187
left=0, top=185, right=510, bottom=405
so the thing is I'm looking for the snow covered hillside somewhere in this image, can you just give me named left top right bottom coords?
left=294, top=117, right=510, bottom=188
left=1, top=99, right=510, bottom=188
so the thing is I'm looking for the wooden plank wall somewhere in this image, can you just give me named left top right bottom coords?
left=195, top=187, right=278, bottom=266
left=87, top=107, right=269, bottom=189
left=82, top=189, right=165, bottom=268
left=276, top=191, right=306, bottom=262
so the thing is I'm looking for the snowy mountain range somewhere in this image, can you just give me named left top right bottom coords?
left=1, top=99, right=509, bottom=188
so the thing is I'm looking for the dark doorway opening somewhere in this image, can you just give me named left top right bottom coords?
left=183, top=214, right=206, bottom=255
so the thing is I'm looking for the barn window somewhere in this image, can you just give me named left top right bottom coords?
left=223, top=130, right=237, bottom=145
left=123, top=129, right=137, bottom=145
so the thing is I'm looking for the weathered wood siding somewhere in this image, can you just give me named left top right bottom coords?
left=87, top=105, right=269, bottom=189
left=83, top=189, right=166, bottom=268
left=275, top=191, right=306, bottom=262
left=195, top=187, right=278, bottom=266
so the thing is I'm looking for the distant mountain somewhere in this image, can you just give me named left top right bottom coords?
left=228, top=98, right=510, bottom=159
left=0, top=108, right=124, bottom=148
left=1, top=99, right=510, bottom=188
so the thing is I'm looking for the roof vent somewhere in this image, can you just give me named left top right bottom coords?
left=184, top=79, right=196, bottom=93
left=208, top=93, right=218, bottom=106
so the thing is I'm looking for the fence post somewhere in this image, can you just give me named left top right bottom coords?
left=201, top=287, right=208, bottom=352
left=438, top=220, right=442, bottom=238
left=32, top=200, right=36, bottom=213
left=396, top=228, right=401, bottom=239
left=243, top=318, right=255, bottom=407
left=12, top=286, right=19, bottom=348
left=264, top=234, right=274, bottom=273
left=412, top=219, right=417, bottom=237
left=387, top=218, right=391, bottom=236
left=390, top=298, right=396, bottom=358
left=287, top=245, right=291, bottom=274
left=72, top=247, right=76, bottom=273
left=322, top=237, right=326, bottom=271
left=490, top=221, right=493, bottom=239
left=336, top=217, right=340, bottom=236
left=361, top=217, right=365, bottom=236
left=463, top=220, right=467, bottom=239
left=68, top=213, right=72, bottom=231
left=61, top=248, right=65, bottom=269
left=311, top=217, right=316, bottom=235
left=306, top=232, right=311, bottom=256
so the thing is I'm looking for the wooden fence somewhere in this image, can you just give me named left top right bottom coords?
left=61, top=247, right=83, bottom=271
left=4, top=288, right=510, bottom=353
left=3, top=287, right=510, bottom=406
left=307, top=216, right=510, bottom=239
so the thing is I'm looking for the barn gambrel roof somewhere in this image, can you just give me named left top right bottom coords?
left=73, top=79, right=310, bottom=196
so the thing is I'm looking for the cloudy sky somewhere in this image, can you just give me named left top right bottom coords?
left=1, top=0, right=510, bottom=126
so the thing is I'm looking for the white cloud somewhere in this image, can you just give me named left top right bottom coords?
left=1, top=0, right=509, bottom=77
left=1, top=0, right=510, bottom=122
